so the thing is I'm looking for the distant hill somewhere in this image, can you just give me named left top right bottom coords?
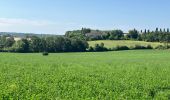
left=0, top=32, right=63, bottom=38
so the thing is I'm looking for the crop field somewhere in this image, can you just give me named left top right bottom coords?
left=88, top=40, right=162, bottom=48
left=0, top=50, right=170, bottom=99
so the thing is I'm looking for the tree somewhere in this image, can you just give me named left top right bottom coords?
left=81, top=28, right=91, bottom=34
left=65, top=30, right=86, bottom=40
left=109, top=30, right=124, bottom=40
left=127, top=29, right=139, bottom=40
left=144, top=29, right=147, bottom=34
left=155, top=28, right=159, bottom=32
left=167, top=28, right=170, bottom=33
left=70, top=39, right=89, bottom=52
left=147, top=30, right=150, bottom=33
left=163, top=28, right=166, bottom=33
left=5, top=37, right=15, bottom=47
left=11, top=39, right=29, bottom=52
left=160, top=29, right=162, bottom=33
left=0, top=36, right=15, bottom=48
left=93, top=43, right=107, bottom=51
left=29, top=36, right=44, bottom=52
left=140, top=30, right=143, bottom=33
left=163, top=33, right=170, bottom=47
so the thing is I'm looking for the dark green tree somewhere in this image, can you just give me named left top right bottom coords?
left=127, top=29, right=139, bottom=40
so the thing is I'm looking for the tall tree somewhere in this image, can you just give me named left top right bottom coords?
left=167, top=28, right=170, bottom=33
left=127, top=29, right=139, bottom=40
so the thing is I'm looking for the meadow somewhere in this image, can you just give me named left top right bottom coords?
left=0, top=50, right=170, bottom=99
left=88, top=40, right=162, bottom=48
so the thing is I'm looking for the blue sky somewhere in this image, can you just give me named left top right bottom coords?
left=0, top=0, right=170, bottom=34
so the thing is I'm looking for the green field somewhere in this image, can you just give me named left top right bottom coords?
left=88, top=40, right=162, bottom=48
left=0, top=50, right=170, bottom=99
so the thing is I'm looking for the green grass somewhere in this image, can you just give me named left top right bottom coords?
left=88, top=40, right=162, bottom=48
left=0, top=50, right=170, bottom=99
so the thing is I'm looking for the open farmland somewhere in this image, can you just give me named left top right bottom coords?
left=88, top=40, right=162, bottom=48
left=0, top=50, right=170, bottom=99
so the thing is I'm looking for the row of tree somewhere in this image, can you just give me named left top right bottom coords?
left=0, top=36, right=88, bottom=53
left=65, top=28, right=170, bottom=43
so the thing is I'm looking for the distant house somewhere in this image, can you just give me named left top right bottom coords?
left=123, top=33, right=128, bottom=36
left=14, top=37, right=22, bottom=41
left=85, top=30, right=107, bottom=38
left=6, top=37, right=11, bottom=39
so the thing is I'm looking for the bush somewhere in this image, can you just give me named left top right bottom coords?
left=131, top=45, right=153, bottom=50
left=146, top=45, right=153, bottom=49
left=112, top=45, right=129, bottom=51
left=155, top=45, right=169, bottom=50
left=42, top=52, right=49, bottom=56
left=88, top=46, right=94, bottom=52
left=93, top=43, right=108, bottom=52
left=133, top=45, right=146, bottom=49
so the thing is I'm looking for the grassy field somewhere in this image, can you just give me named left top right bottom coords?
left=88, top=40, right=162, bottom=48
left=0, top=50, right=170, bottom=99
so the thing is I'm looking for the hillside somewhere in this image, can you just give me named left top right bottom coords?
left=88, top=40, right=162, bottom=48
left=0, top=32, right=62, bottom=38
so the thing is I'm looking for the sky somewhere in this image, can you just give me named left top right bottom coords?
left=0, top=0, right=170, bottom=34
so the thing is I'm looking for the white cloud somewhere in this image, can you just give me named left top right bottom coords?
left=0, top=18, right=96, bottom=34
left=0, top=18, right=63, bottom=34
left=0, top=18, right=53, bottom=26
left=0, top=18, right=122, bottom=34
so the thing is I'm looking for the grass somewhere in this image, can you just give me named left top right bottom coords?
left=88, top=40, right=162, bottom=48
left=0, top=50, right=170, bottom=99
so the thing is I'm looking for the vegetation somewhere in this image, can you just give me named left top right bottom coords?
left=0, top=36, right=89, bottom=53
left=0, top=50, right=170, bottom=99
left=88, top=40, right=162, bottom=48
left=1, top=28, right=170, bottom=99
left=1, top=27, right=170, bottom=53
left=65, top=28, right=170, bottom=44
left=42, top=52, right=49, bottom=56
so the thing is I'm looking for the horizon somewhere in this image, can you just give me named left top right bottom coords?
left=0, top=27, right=170, bottom=35
left=0, top=0, right=170, bottom=34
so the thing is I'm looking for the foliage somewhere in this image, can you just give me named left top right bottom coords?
left=66, top=28, right=170, bottom=43
left=91, top=43, right=108, bottom=52
left=126, top=29, right=139, bottom=40
left=42, top=52, right=49, bottom=56
left=65, top=29, right=87, bottom=40
left=131, top=45, right=153, bottom=50
left=0, top=36, right=89, bottom=53
left=108, top=30, right=124, bottom=40
left=2, top=27, right=170, bottom=52
left=112, top=45, right=129, bottom=51
left=0, top=36, right=15, bottom=48
left=88, top=40, right=161, bottom=49
left=10, top=39, right=29, bottom=53
left=155, top=45, right=170, bottom=50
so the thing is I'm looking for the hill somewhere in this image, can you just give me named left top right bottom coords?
left=0, top=32, right=62, bottom=38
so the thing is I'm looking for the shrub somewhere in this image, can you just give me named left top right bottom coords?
left=112, top=45, right=129, bottom=51
left=146, top=45, right=153, bottom=49
left=133, top=45, right=146, bottom=49
left=130, top=45, right=153, bottom=50
left=88, top=46, right=94, bottom=52
left=93, top=43, right=108, bottom=52
left=155, top=45, right=169, bottom=50
left=42, top=52, right=49, bottom=56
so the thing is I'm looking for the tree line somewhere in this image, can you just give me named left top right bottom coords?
left=65, top=28, right=170, bottom=43
left=1, top=27, right=170, bottom=53
left=0, top=36, right=88, bottom=53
